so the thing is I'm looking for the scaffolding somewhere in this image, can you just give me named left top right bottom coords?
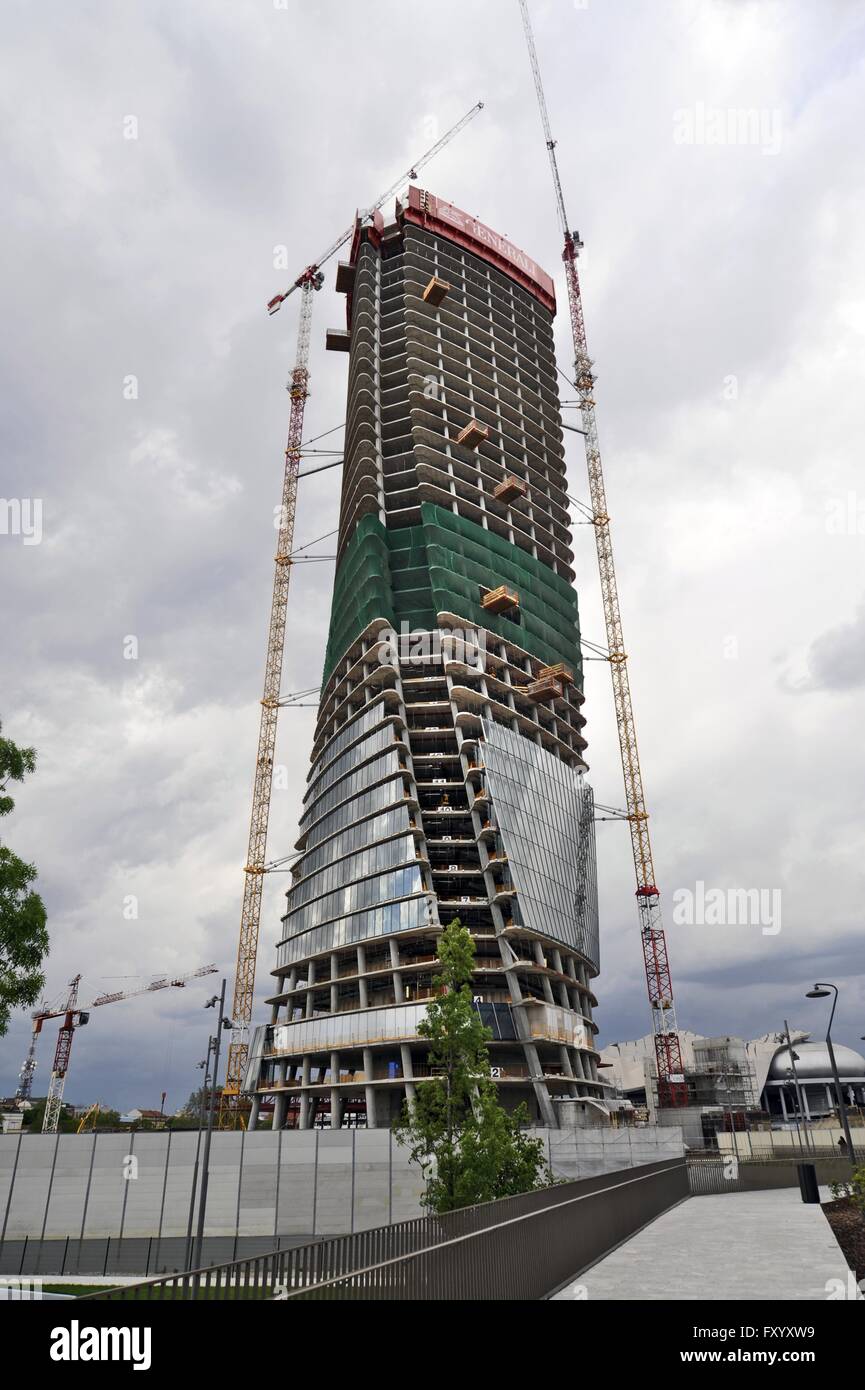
left=650, top=1036, right=758, bottom=1112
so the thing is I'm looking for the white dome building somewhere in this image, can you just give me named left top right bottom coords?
left=764, top=1040, right=865, bottom=1120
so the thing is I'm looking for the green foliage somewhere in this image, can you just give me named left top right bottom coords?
left=0, top=722, right=49, bottom=1036
left=394, top=919, right=550, bottom=1213
left=830, top=1163, right=865, bottom=1218
left=23, top=1099, right=77, bottom=1133
left=181, top=1085, right=222, bottom=1117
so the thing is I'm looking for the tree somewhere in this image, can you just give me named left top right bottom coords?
left=395, top=918, right=549, bottom=1213
left=182, top=1085, right=223, bottom=1117
left=23, top=1098, right=78, bottom=1133
left=0, top=722, right=49, bottom=1036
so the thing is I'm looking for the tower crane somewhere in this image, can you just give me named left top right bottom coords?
left=518, top=1, right=686, bottom=1105
left=219, top=101, right=485, bottom=1127
left=15, top=964, right=218, bottom=1133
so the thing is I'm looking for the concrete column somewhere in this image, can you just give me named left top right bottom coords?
left=534, top=941, right=555, bottom=1004
left=357, top=946, right=368, bottom=1009
left=550, top=952, right=569, bottom=1009
left=247, top=1095, right=261, bottom=1131
left=272, top=1066, right=287, bottom=1128
left=298, top=1057, right=312, bottom=1130
left=305, top=958, right=316, bottom=1019
left=523, top=1039, right=557, bottom=1128
left=330, top=953, right=339, bottom=1015
left=289, top=967, right=300, bottom=1023
left=363, top=1048, right=378, bottom=1128
left=389, top=938, right=405, bottom=1002
left=400, top=1043, right=417, bottom=1110
left=330, top=1051, right=342, bottom=1132
left=779, top=1086, right=788, bottom=1120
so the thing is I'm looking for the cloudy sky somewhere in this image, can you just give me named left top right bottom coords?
left=2, top=0, right=864, bottom=1111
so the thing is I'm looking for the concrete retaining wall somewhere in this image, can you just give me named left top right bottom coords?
left=0, top=1125, right=683, bottom=1274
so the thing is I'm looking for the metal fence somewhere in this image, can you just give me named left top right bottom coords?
left=692, top=1132, right=865, bottom=1162
left=0, top=1233, right=312, bottom=1281
left=80, top=1157, right=688, bottom=1301
left=687, top=1151, right=863, bottom=1196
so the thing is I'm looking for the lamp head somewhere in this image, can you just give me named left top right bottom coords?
left=806, top=987, right=830, bottom=999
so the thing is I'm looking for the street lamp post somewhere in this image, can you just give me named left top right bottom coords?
left=192, top=979, right=232, bottom=1273
left=184, top=1039, right=214, bottom=1269
left=805, top=983, right=856, bottom=1167
left=782, top=1019, right=812, bottom=1156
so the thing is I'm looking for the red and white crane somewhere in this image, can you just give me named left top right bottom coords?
left=518, top=1, right=686, bottom=1105
left=15, top=964, right=218, bottom=1133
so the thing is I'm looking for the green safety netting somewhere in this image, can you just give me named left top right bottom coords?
left=322, top=503, right=582, bottom=686
left=322, top=517, right=436, bottom=683
left=421, top=502, right=581, bottom=678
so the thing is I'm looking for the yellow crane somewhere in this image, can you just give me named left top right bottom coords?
left=77, top=1102, right=100, bottom=1134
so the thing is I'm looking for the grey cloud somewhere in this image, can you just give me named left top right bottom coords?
left=800, top=598, right=865, bottom=691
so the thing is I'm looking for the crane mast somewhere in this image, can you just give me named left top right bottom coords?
left=219, top=102, right=486, bottom=1128
left=518, top=0, right=685, bottom=1104
left=42, top=975, right=81, bottom=1134
left=220, top=271, right=320, bottom=1123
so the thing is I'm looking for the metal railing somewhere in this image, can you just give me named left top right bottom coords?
left=80, top=1157, right=687, bottom=1301
left=688, top=1150, right=863, bottom=1196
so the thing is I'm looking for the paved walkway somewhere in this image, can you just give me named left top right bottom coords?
left=554, top=1189, right=860, bottom=1301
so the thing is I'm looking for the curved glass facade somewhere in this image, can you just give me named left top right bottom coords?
left=308, top=696, right=390, bottom=785
left=302, top=721, right=397, bottom=808
left=289, top=832, right=416, bottom=912
left=284, top=862, right=424, bottom=937
left=480, top=719, right=600, bottom=972
left=295, top=805, right=412, bottom=880
left=302, top=777, right=408, bottom=852
left=276, top=891, right=434, bottom=968
left=299, top=749, right=404, bottom=832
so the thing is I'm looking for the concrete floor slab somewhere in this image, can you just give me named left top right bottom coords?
left=554, top=1189, right=860, bottom=1301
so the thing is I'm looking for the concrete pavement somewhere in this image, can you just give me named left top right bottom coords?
left=553, top=1188, right=861, bottom=1300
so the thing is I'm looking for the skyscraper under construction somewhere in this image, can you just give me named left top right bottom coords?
left=245, top=188, right=602, bottom=1130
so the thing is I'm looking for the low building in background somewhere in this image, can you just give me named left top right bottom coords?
left=601, top=1029, right=865, bottom=1148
